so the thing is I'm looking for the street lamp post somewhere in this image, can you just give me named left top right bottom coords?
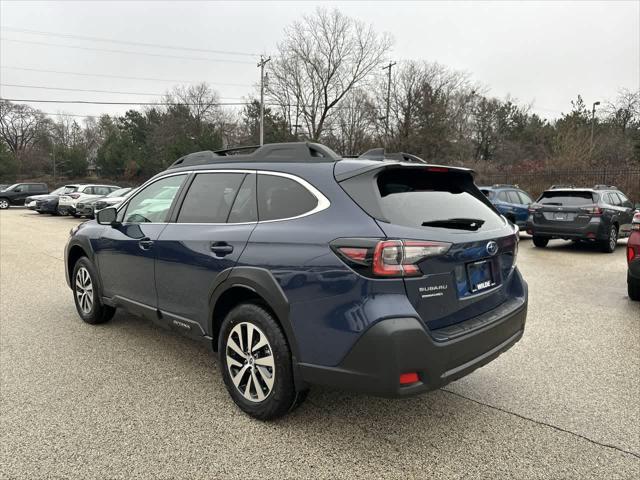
left=590, top=101, right=600, bottom=150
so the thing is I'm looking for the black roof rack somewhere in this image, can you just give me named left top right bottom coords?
left=550, top=184, right=576, bottom=189
left=167, top=142, right=341, bottom=169
left=593, top=184, right=617, bottom=190
left=358, top=148, right=427, bottom=164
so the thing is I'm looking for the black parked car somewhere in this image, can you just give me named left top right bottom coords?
left=0, top=183, right=48, bottom=209
left=33, top=184, right=81, bottom=214
left=527, top=185, right=635, bottom=252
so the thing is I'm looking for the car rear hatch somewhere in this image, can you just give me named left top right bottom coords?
left=530, top=190, right=598, bottom=228
left=336, top=162, right=518, bottom=331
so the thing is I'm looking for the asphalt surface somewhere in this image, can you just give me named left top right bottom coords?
left=1, top=207, right=639, bottom=479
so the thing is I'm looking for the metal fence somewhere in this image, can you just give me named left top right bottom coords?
left=476, top=168, right=640, bottom=201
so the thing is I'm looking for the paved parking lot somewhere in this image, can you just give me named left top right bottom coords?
left=1, top=207, right=638, bottom=479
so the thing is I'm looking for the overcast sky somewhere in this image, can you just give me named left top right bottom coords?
left=1, top=0, right=638, bottom=121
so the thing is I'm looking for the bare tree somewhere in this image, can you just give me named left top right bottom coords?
left=163, top=83, right=223, bottom=125
left=0, top=100, right=47, bottom=156
left=267, top=8, right=392, bottom=140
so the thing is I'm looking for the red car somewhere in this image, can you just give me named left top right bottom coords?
left=628, top=212, right=640, bottom=301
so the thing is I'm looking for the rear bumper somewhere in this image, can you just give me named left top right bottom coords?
left=527, top=218, right=607, bottom=240
left=629, top=257, right=640, bottom=280
left=298, top=288, right=527, bottom=397
left=35, top=201, right=58, bottom=213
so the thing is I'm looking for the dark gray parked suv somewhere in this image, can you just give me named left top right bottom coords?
left=0, top=183, right=48, bottom=209
left=527, top=185, right=635, bottom=252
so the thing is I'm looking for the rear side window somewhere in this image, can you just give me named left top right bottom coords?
left=506, top=191, right=521, bottom=204
left=368, top=169, right=504, bottom=231
left=538, top=191, right=596, bottom=206
left=177, top=173, right=245, bottom=223
left=257, top=174, right=318, bottom=221
left=517, top=191, right=533, bottom=204
left=608, top=193, right=622, bottom=206
left=63, top=186, right=78, bottom=194
left=480, top=189, right=494, bottom=199
left=497, top=191, right=508, bottom=202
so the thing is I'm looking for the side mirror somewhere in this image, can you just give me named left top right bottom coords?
left=96, top=207, right=118, bottom=226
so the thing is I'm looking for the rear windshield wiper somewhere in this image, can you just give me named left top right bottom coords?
left=421, top=218, right=485, bottom=231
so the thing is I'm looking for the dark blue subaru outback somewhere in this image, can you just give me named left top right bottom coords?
left=65, top=142, right=527, bottom=419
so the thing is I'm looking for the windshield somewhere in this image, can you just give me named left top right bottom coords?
left=107, top=187, right=131, bottom=198
left=4, top=184, right=19, bottom=191
left=538, top=191, right=596, bottom=206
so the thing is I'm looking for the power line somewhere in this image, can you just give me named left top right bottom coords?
left=0, top=98, right=251, bottom=106
left=1, top=26, right=260, bottom=57
left=1, top=66, right=254, bottom=87
left=0, top=83, right=244, bottom=100
left=1, top=38, right=256, bottom=65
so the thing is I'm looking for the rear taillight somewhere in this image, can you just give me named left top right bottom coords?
left=69, top=193, right=81, bottom=199
left=580, top=206, right=603, bottom=216
left=628, top=246, right=638, bottom=263
left=528, top=204, right=541, bottom=214
left=632, top=212, right=640, bottom=231
left=334, top=239, right=451, bottom=278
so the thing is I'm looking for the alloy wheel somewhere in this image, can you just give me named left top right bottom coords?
left=610, top=227, right=617, bottom=251
left=0, top=199, right=9, bottom=209
left=226, top=322, right=275, bottom=402
left=75, top=266, right=94, bottom=315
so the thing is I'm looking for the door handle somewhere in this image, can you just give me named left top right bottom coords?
left=210, top=242, right=234, bottom=256
left=138, top=238, right=154, bottom=250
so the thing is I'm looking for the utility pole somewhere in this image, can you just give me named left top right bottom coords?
left=382, top=61, right=396, bottom=140
left=590, top=101, right=600, bottom=151
left=257, top=55, right=271, bottom=146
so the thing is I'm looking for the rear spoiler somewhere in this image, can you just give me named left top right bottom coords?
left=334, top=159, right=475, bottom=182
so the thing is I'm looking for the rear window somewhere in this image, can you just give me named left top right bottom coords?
left=62, top=186, right=78, bottom=194
left=369, top=169, right=504, bottom=231
left=538, top=191, right=596, bottom=206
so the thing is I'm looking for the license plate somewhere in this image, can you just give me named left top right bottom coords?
left=467, top=260, right=495, bottom=293
left=554, top=212, right=568, bottom=220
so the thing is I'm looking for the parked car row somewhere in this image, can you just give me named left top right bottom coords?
left=0, top=181, right=136, bottom=217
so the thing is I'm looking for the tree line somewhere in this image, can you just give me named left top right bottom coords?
left=1, top=8, right=638, bottom=183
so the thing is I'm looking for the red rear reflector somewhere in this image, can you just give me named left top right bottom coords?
left=628, top=246, right=637, bottom=263
left=426, top=167, right=449, bottom=173
left=399, top=372, right=419, bottom=385
left=587, top=232, right=596, bottom=239
left=337, top=247, right=368, bottom=262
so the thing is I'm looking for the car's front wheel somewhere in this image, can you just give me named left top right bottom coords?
left=72, top=257, right=115, bottom=324
left=628, top=273, right=640, bottom=301
left=219, top=303, right=307, bottom=420
left=601, top=226, right=618, bottom=253
left=533, top=236, right=549, bottom=248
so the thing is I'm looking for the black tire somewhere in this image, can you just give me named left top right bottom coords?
left=71, top=257, right=115, bottom=324
left=601, top=225, right=618, bottom=253
left=37, top=211, right=45, bottom=214
left=532, top=236, right=549, bottom=248
left=628, top=273, right=640, bottom=301
left=0, top=198, right=9, bottom=210
left=219, top=303, right=306, bottom=420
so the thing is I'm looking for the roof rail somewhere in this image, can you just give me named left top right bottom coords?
left=167, top=142, right=341, bottom=169
left=358, top=148, right=427, bottom=164
left=593, top=184, right=617, bottom=190
left=491, top=183, right=520, bottom=189
left=550, top=184, right=576, bottom=189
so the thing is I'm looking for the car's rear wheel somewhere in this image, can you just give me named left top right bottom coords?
left=628, top=273, right=640, bottom=301
left=72, top=257, right=115, bottom=324
left=0, top=198, right=9, bottom=209
left=219, top=303, right=307, bottom=420
left=601, top=226, right=618, bottom=253
left=533, top=236, right=549, bottom=248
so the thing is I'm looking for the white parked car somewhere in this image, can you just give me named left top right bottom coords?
left=58, top=184, right=120, bottom=216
